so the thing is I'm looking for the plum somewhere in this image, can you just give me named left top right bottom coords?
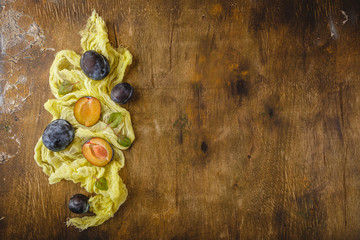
left=42, top=119, right=75, bottom=152
left=82, top=137, right=113, bottom=167
left=80, top=50, right=110, bottom=80
left=69, top=194, right=89, bottom=214
left=110, top=82, right=134, bottom=104
left=74, top=96, right=101, bottom=127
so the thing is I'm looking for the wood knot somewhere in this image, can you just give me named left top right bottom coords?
left=201, top=141, right=208, bottom=153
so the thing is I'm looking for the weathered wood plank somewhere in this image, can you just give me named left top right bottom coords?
left=1, top=0, right=360, bottom=239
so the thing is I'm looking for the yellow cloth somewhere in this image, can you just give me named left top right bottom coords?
left=34, top=10, right=134, bottom=230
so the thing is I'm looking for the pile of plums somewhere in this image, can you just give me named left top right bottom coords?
left=42, top=50, right=134, bottom=214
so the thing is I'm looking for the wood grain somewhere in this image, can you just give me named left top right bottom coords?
left=1, top=0, right=360, bottom=239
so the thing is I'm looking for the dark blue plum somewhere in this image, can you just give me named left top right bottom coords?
left=80, top=50, right=110, bottom=80
left=42, top=119, right=75, bottom=152
left=111, top=82, right=134, bottom=104
left=68, top=194, right=89, bottom=214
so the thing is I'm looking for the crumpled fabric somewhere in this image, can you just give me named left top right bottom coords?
left=34, top=10, right=134, bottom=230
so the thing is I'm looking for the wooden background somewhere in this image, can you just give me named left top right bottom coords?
left=1, top=0, right=360, bottom=239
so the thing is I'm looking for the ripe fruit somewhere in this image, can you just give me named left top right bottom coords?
left=110, top=82, right=134, bottom=104
left=80, top=50, right=110, bottom=80
left=74, top=97, right=101, bottom=127
left=68, top=194, right=89, bottom=214
left=42, top=119, right=75, bottom=152
left=82, top=137, right=113, bottom=167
